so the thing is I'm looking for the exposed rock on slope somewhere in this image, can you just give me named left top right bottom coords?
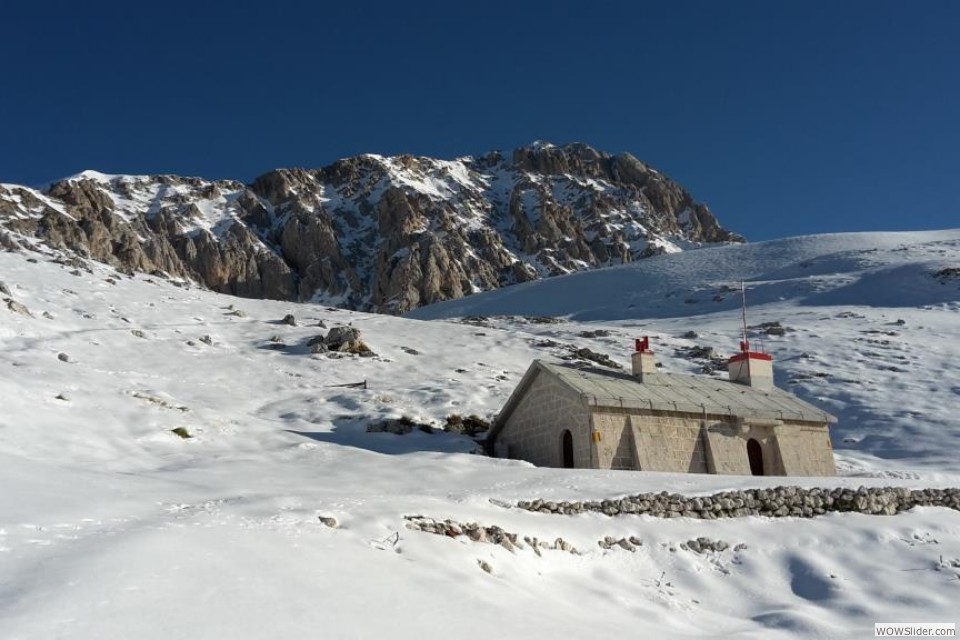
left=0, top=142, right=741, bottom=313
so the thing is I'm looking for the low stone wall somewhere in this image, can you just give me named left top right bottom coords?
left=516, top=486, right=960, bottom=519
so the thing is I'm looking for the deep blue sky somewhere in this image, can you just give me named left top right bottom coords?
left=2, top=1, right=958, bottom=240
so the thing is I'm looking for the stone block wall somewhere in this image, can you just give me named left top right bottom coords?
left=495, top=370, right=591, bottom=468
left=591, top=410, right=834, bottom=477
left=708, top=422, right=784, bottom=475
left=591, top=410, right=708, bottom=473
left=703, top=420, right=836, bottom=477
left=591, top=413, right=634, bottom=470
left=702, top=422, right=753, bottom=474
left=773, top=422, right=836, bottom=476
left=633, top=413, right=709, bottom=473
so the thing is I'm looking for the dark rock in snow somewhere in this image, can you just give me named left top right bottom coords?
left=563, top=347, right=622, bottom=370
left=309, top=325, right=375, bottom=356
left=5, top=298, right=32, bottom=317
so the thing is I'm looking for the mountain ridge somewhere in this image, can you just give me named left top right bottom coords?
left=0, top=142, right=742, bottom=313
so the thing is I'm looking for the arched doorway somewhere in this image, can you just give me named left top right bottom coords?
left=561, top=430, right=575, bottom=468
left=747, top=438, right=764, bottom=476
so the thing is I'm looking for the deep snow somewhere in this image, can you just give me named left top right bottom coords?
left=1, top=230, right=959, bottom=639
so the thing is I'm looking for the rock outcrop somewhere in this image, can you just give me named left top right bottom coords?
left=0, top=143, right=742, bottom=313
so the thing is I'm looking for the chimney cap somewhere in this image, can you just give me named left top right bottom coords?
left=729, top=351, right=773, bottom=363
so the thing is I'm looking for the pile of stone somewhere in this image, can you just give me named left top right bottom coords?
left=519, top=316, right=563, bottom=325
left=2, top=280, right=33, bottom=317
left=676, top=345, right=718, bottom=360
left=459, top=316, right=492, bottom=328
left=598, top=536, right=644, bottom=551
left=563, top=347, right=622, bottom=370
left=749, top=321, right=790, bottom=336
left=933, top=267, right=960, bottom=282
left=531, top=338, right=562, bottom=349
left=675, top=344, right=728, bottom=374
left=403, top=516, right=578, bottom=555
left=578, top=329, right=611, bottom=338
left=443, top=414, right=490, bottom=437
left=405, top=516, right=750, bottom=558
left=367, top=416, right=433, bottom=435
left=515, top=486, right=960, bottom=520
left=679, top=538, right=747, bottom=554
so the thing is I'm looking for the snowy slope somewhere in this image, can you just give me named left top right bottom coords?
left=1, top=232, right=960, bottom=639
left=409, top=230, right=960, bottom=320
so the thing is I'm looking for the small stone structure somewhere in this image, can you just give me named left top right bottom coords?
left=490, top=338, right=837, bottom=477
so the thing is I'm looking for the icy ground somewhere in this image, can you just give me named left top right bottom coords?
left=2, top=230, right=960, bottom=639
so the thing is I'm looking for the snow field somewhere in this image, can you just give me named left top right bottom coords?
left=1, top=231, right=960, bottom=638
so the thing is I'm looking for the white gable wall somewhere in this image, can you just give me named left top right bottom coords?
left=494, top=370, right=592, bottom=468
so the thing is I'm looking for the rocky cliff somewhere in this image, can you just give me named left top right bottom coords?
left=0, top=142, right=742, bottom=313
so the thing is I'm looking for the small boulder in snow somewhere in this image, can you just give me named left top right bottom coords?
left=367, top=416, right=433, bottom=435
left=933, top=267, right=960, bottom=282
left=5, top=298, right=32, bottom=317
left=677, top=345, right=717, bottom=360
left=308, top=326, right=375, bottom=356
left=444, top=414, right=490, bottom=437
left=562, top=347, right=621, bottom=370
left=750, top=321, right=789, bottom=336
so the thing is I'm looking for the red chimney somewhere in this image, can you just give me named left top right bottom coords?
left=632, top=337, right=656, bottom=379
left=728, top=346, right=774, bottom=389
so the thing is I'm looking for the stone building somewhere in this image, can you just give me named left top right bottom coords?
left=489, top=338, right=837, bottom=476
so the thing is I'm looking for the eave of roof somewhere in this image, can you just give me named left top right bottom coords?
left=540, top=361, right=836, bottom=425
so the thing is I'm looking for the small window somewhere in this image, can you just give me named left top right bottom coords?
left=561, top=430, right=575, bottom=468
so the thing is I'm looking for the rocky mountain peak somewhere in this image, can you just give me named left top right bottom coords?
left=0, top=143, right=742, bottom=313
left=511, top=141, right=609, bottom=177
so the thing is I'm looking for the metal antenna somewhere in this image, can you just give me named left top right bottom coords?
left=740, top=280, right=749, bottom=351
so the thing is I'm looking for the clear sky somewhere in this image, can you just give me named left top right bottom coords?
left=2, top=1, right=957, bottom=240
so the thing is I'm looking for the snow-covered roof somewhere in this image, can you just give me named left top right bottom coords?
left=493, top=360, right=836, bottom=437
